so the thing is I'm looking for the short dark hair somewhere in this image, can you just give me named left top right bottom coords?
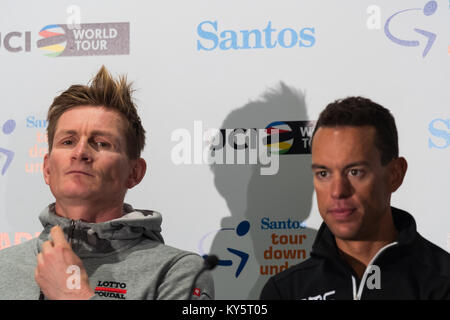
left=311, top=96, right=398, bottom=165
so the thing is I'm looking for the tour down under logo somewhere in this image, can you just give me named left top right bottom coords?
left=37, top=22, right=129, bottom=57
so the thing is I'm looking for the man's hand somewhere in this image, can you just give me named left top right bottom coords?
left=35, top=225, right=94, bottom=300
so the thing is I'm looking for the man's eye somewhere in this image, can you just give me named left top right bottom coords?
left=316, top=171, right=329, bottom=178
left=95, top=141, right=110, bottom=148
left=349, top=169, right=363, bottom=176
left=62, top=140, right=73, bottom=145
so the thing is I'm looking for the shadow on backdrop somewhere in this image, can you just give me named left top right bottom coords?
left=208, top=83, right=318, bottom=299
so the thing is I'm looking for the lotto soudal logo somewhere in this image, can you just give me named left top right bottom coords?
left=95, top=280, right=128, bottom=299
left=37, top=22, right=129, bottom=56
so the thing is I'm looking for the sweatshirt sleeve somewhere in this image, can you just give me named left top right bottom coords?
left=152, top=253, right=215, bottom=300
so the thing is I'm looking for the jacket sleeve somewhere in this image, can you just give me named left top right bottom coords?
left=429, top=276, right=450, bottom=300
left=151, top=253, right=215, bottom=300
left=260, top=276, right=283, bottom=300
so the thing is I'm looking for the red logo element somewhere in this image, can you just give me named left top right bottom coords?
left=95, top=287, right=127, bottom=294
left=193, top=288, right=201, bottom=297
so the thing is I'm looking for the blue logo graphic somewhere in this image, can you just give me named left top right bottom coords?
left=429, top=118, right=450, bottom=149
left=384, top=1, right=438, bottom=58
left=0, top=119, right=16, bottom=175
left=199, top=220, right=250, bottom=278
left=197, top=21, right=315, bottom=51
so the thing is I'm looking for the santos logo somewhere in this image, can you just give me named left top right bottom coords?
left=197, top=21, right=315, bottom=51
left=428, top=118, right=449, bottom=149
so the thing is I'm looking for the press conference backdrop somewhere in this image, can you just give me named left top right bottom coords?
left=0, top=0, right=448, bottom=299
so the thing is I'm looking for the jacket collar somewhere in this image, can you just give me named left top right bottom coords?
left=37, top=203, right=164, bottom=257
left=310, top=206, right=418, bottom=262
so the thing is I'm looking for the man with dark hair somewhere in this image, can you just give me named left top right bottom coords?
left=260, top=96, right=450, bottom=300
left=0, top=66, right=214, bottom=300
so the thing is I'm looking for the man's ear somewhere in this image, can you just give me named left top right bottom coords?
left=126, top=158, right=147, bottom=189
left=389, top=157, right=408, bottom=193
left=43, top=153, right=51, bottom=185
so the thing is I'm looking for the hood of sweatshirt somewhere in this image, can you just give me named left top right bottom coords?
left=37, top=203, right=164, bottom=257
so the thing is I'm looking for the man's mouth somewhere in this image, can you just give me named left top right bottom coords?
left=67, top=170, right=93, bottom=177
left=327, top=208, right=356, bottom=220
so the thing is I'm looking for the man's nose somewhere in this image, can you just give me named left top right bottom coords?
left=71, top=139, right=93, bottom=162
left=330, top=175, right=353, bottom=199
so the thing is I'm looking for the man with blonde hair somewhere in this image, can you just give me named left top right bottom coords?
left=0, top=66, right=214, bottom=300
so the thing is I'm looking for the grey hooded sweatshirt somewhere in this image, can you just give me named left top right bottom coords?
left=0, top=203, right=214, bottom=300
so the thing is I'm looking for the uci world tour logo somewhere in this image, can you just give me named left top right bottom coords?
left=265, top=121, right=294, bottom=154
left=265, top=121, right=315, bottom=155
left=38, top=25, right=67, bottom=57
left=37, top=22, right=129, bottom=57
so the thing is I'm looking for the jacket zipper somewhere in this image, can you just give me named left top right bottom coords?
left=351, top=241, right=398, bottom=300
left=68, top=219, right=77, bottom=247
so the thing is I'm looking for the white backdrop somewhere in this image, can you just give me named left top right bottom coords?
left=0, top=0, right=448, bottom=299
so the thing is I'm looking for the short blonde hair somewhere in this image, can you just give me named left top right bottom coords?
left=47, top=66, right=145, bottom=159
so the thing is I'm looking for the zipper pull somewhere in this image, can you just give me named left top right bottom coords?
left=351, top=276, right=359, bottom=300
left=69, top=220, right=76, bottom=245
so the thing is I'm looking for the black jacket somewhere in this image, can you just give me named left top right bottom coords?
left=260, top=207, right=450, bottom=300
